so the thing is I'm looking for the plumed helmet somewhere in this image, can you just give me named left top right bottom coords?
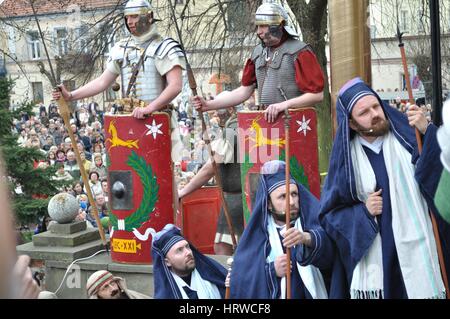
left=255, top=1, right=298, bottom=38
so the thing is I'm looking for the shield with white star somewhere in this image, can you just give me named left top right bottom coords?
left=237, top=108, right=320, bottom=223
left=104, top=113, right=173, bottom=264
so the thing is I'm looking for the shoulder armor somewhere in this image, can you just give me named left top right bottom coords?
left=251, top=44, right=264, bottom=62
left=108, top=38, right=131, bottom=61
left=283, top=39, right=309, bottom=55
left=250, top=40, right=309, bottom=62
left=145, top=34, right=164, bottom=57
left=154, top=37, right=185, bottom=60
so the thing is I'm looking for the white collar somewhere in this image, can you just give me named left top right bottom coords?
left=357, top=135, right=384, bottom=154
left=132, top=24, right=159, bottom=45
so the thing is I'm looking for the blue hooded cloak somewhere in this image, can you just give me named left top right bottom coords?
left=151, top=224, right=227, bottom=299
left=230, top=161, right=334, bottom=299
left=319, top=78, right=450, bottom=298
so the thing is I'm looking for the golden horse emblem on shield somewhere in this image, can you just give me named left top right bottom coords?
left=246, top=115, right=286, bottom=151
left=107, top=120, right=139, bottom=151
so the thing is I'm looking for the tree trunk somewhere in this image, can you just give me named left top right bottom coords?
left=287, top=0, right=332, bottom=177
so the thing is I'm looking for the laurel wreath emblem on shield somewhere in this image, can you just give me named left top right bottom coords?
left=279, top=149, right=310, bottom=191
left=109, top=151, right=159, bottom=232
left=240, top=153, right=254, bottom=223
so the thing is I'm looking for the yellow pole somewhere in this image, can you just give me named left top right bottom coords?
left=329, top=0, right=371, bottom=134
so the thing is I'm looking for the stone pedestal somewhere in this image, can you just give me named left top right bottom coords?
left=17, top=221, right=105, bottom=263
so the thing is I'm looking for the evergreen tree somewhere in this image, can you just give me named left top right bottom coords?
left=0, top=77, right=68, bottom=225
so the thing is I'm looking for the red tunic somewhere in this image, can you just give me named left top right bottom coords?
left=241, top=48, right=324, bottom=94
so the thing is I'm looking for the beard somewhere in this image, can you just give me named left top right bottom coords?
left=172, top=257, right=196, bottom=277
left=185, top=257, right=196, bottom=272
left=270, top=209, right=298, bottom=223
left=351, top=117, right=390, bottom=137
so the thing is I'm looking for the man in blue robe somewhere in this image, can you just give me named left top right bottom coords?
left=320, top=78, right=450, bottom=299
left=151, top=224, right=227, bottom=299
left=230, top=160, right=333, bottom=299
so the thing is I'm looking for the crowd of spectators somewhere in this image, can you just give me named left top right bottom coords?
left=12, top=100, right=109, bottom=233
left=388, top=96, right=433, bottom=122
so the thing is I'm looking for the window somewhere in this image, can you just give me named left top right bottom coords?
left=77, top=25, right=89, bottom=53
left=32, top=82, right=44, bottom=104
left=370, top=25, right=377, bottom=39
left=27, top=31, right=41, bottom=60
left=56, top=28, right=68, bottom=56
left=0, top=57, right=6, bottom=77
left=400, top=10, right=409, bottom=32
left=417, top=10, right=426, bottom=33
left=8, top=26, right=16, bottom=58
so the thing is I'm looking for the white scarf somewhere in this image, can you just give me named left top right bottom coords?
left=171, top=269, right=222, bottom=299
left=266, top=215, right=328, bottom=299
left=350, top=132, right=446, bottom=299
left=132, top=24, right=159, bottom=45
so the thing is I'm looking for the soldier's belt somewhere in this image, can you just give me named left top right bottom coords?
left=114, top=97, right=146, bottom=114
left=114, top=98, right=174, bottom=115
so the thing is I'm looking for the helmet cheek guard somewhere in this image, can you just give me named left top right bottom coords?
left=268, top=25, right=284, bottom=39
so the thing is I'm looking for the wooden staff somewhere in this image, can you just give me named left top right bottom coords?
left=225, top=257, right=233, bottom=299
left=29, top=0, right=108, bottom=251
left=167, top=0, right=237, bottom=249
left=279, top=87, right=292, bottom=299
left=284, top=109, right=292, bottom=300
left=397, top=26, right=449, bottom=298
left=397, top=26, right=423, bottom=150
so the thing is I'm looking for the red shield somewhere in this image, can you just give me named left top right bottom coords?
left=238, top=108, right=320, bottom=223
left=104, top=113, right=174, bottom=264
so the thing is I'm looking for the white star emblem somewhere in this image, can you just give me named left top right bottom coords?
left=145, top=120, right=163, bottom=139
left=296, top=115, right=311, bottom=136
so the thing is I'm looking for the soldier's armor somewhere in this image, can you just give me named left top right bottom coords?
left=110, top=36, right=184, bottom=103
left=251, top=38, right=308, bottom=106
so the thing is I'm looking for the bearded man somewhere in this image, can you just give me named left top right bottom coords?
left=319, top=78, right=450, bottom=299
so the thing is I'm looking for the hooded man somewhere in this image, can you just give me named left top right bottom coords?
left=319, top=77, right=450, bottom=299
left=230, top=160, right=333, bottom=299
left=86, top=270, right=150, bottom=299
left=151, top=224, right=227, bottom=299
left=192, top=1, right=324, bottom=123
